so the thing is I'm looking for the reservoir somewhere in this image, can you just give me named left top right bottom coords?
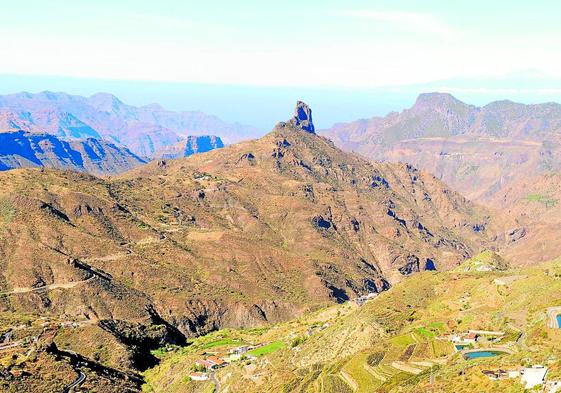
left=464, top=350, right=505, bottom=360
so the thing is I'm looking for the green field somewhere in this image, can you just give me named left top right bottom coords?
left=416, top=327, right=436, bottom=339
left=526, top=193, right=558, bottom=207
left=143, top=257, right=561, bottom=393
left=247, top=340, right=285, bottom=357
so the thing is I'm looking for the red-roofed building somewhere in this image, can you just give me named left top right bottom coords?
left=462, top=332, right=478, bottom=344
left=207, top=356, right=226, bottom=367
left=195, top=359, right=214, bottom=370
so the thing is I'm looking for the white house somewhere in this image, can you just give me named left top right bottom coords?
left=189, top=372, right=209, bottom=381
left=521, top=365, right=548, bottom=389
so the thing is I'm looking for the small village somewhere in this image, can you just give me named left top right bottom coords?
left=179, top=297, right=561, bottom=393
left=188, top=344, right=260, bottom=381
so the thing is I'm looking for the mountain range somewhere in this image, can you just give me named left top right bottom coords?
left=0, top=102, right=522, bottom=392
left=0, top=91, right=259, bottom=158
left=2, top=97, right=561, bottom=393
left=322, top=93, right=561, bottom=202
left=0, top=92, right=257, bottom=175
left=0, top=130, right=146, bottom=175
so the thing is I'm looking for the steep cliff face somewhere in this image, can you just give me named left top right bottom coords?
left=153, top=135, right=224, bottom=159
left=289, top=101, right=315, bottom=133
left=0, top=131, right=146, bottom=175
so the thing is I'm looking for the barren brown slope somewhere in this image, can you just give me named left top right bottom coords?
left=0, top=105, right=519, bottom=388
left=119, top=118, right=508, bottom=287
left=485, top=172, right=561, bottom=263
left=0, top=121, right=500, bottom=323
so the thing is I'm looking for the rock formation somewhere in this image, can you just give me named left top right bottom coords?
left=289, top=101, right=315, bottom=133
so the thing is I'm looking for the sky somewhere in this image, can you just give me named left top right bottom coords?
left=2, top=0, right=561, bottom=128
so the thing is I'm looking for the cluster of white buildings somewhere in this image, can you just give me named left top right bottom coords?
left=443, top=329, right=505, bottom=349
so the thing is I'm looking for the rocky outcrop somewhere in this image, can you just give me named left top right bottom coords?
left=98, top=314, right=186, bottom=370
left=289, top=101, right=315, bottom=133
left=174, top=299, right=297, bottom=337
left=152, top=135, right=224, bottom=160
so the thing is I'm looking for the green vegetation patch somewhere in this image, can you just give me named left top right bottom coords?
left=248, top=340, right=285, bottom=357
left=366, top=351, right=385, bottom=367
left=0, top=199, right=16, bottom=224
left=416, top=327, right=435, bottom=339
left=428, top=322, right=445, bottom=331
left=323, top=375, right=353, bottom=393
left=456, top=250, right=510, bottom=272
left=526, top=193, right=558, bottom=208
left=390, top=334, right=416, bottom=347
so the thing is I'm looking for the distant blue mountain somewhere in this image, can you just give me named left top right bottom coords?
left=0, top=89, right=261, bottom=157
left=0, top=130, right=146, bottom=175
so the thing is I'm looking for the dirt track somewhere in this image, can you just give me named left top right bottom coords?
left=0, top=277, right=94, bottom=296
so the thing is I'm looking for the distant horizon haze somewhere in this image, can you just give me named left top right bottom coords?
left=3, top=72, right=561, bottom=130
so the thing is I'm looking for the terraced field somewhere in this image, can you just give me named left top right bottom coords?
left=144, top=257, right=561, bottom=392
left=337, top=328, right=453, bottom=392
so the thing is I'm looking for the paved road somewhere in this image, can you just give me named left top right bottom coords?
left=0, top=277, right=94, bottom=296
left=209, top=371, right=220, bottom=393
left=63, top=370, right=86, bottom=393
left=547, top=307, right=561, bottom=328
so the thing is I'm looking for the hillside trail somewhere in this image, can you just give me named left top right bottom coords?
left=82, top=252, right=129, bottom=263
left=210, top=371, right=221, bottom=393
left=0, top=277, right=94, bottom=296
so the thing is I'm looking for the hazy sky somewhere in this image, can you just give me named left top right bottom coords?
left=3, top=0, right=561, bottom=87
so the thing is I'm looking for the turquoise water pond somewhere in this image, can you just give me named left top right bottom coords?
left=556, top=314, right=561, bottom=328
left=464, top=350, right=505, bottom=360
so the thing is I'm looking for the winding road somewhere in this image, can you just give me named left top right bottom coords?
left=63, top=370, right=86, bottom=393
left=547, top=307, right=561, bottom=328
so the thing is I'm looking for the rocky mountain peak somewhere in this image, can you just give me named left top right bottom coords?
left=289, top=101, right=315, bottom=133
left=88, top=92, right=126, bottom=113
left=413, top=92, right=467, bottom=110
